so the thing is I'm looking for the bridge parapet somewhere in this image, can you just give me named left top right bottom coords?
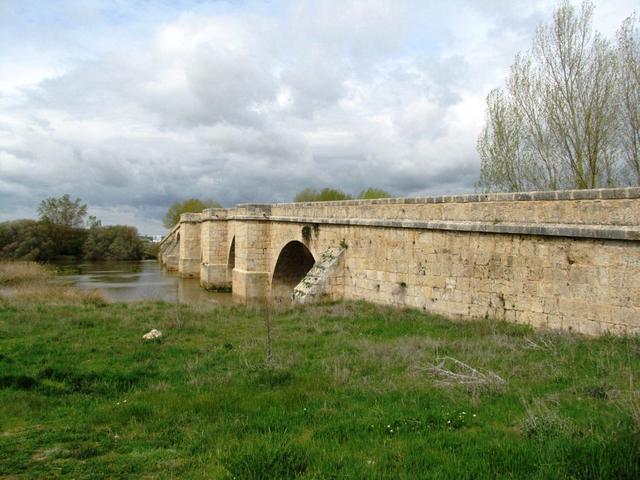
left=232, top=203, right=272, bottom=219
left=159, top=222, right=180, bottom=248
left=179, top=212, right=204, bottom=223
left=201, top=208, right=228, bottom=220
left=267, top=187, right=640, bottom=228
left=158, top=223, right=180, bottom=271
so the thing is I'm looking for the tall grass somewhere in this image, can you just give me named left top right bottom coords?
left=0, top=261, right=52, bottom=285
left=0, top=260, right=106, bottom=306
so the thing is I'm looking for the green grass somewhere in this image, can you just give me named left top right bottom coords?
left=0, top=298, right=638, bottom=478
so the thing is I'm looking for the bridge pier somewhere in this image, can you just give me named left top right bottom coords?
left=200, top=209, right=231, bottom=290
left=232, top=205, right=272, bottom=302
left=178, top=213, right=201, bottom=278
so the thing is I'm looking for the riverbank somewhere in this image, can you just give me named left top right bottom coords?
left=0, top=264, right=639, bottom=478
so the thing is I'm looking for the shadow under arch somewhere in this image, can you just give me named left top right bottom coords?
left=271, top=240, right=315, bottom=302
left=227, top=236, right=235, bottom=284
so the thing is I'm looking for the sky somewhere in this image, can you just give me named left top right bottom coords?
left=0, top=0, right=637, bottom=234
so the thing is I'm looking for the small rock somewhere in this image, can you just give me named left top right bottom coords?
left=142, top=329, right=162, bottom=340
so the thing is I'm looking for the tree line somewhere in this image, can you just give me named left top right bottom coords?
left=478, top=1, right=639, bottom=192
left=1, top=187, right=394, bottom=260
left=0, top=195, right=148, bottom=262
left=163, top=188, right=393, bottom=228
left=293, top=187, right=392, bottom=202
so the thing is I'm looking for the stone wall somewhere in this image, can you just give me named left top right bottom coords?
left=328, top=226, right=638, bottom=336
left=158, top=187, right=640, bottom=335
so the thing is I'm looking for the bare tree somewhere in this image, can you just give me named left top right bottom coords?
left=478, top=2, right=623, bottom=191
left=477, top=89, right=527, bottom=192
left=508, top=53, right=561, bottom=190
left=617, top=12, right=640, bottom=185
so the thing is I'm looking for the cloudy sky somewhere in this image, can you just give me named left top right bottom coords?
left=0, top=0, right=636, bottom=234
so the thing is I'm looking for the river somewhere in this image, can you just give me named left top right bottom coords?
left=55, top=260, right=234, bottom=306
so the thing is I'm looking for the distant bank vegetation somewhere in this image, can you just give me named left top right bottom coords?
left=163, top=198, right=222, bottom=229
left=0, top=194, right=150, bottom=262
left=293, top=187, right=393, bottom=202
left=160, top=191, right=394, bottom=230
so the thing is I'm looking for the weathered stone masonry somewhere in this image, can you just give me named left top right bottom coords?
left=159, top=187, right=640, bottom=336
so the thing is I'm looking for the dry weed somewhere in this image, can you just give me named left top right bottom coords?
left=521, top=397, right=572, bottom=439
left=420, top=356, right=506, bottom=389
left=0, top=261, right=107, bottom=306
left=0, top=261, right=52, bottom=285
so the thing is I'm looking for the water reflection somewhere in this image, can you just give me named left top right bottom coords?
left=54, top=260, right=234, bottom=306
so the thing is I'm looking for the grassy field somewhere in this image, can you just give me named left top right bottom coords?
left=0, top=263, right=639, bottom=478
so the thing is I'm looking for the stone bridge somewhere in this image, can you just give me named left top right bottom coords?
left=159, top=187, right=640, bottom=335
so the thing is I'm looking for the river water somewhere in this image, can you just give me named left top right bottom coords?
left=55, top=260, right=234, bottom=306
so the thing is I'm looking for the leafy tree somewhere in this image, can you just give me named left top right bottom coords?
left=478, top=1, right=634, bottom=192
left=38, top=194, right=88, bottom=227
left=357, top=188, right=393, bottom=199
left=163, top=199, right=222, bottom=229
left=36, top=194, right=88, bottom=257
left=293, top=188, right=353, bottom=202
left=83, top=225, right=144, bottom=261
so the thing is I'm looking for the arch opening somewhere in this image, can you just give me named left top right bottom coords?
left=271, top=241, right=315, bottom=302
left=227, top=236, right=235, bottom=283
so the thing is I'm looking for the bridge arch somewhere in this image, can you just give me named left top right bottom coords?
left=227, top=236, right=235, bottom=283
left=271, top=240, right=315, bottom=302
